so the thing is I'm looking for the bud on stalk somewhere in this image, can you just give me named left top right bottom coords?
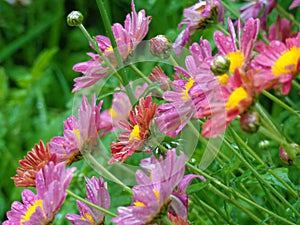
left=149, top=35, right=171, bottom=59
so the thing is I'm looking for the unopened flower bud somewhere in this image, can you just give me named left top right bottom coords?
left=211, top=55, right=231, bottom=76
left=258, top=140, right=270, bottom=150
left=67, top=11, right=84, bottom=27
left=149, top=35, right=171, bottom=59
left=240, top=111, right=260, bottom=133
left=279, top=146, right=291, bottom=165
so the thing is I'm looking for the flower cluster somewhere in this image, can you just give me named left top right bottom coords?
left=4, top=0, right=300, bottom=224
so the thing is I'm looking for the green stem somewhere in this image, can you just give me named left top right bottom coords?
left=187, top=163, right=298, bottom=225
left=215, top=23, right=229, bottom=36
left=191, top=195, right=218, bottom=225
left=95, top=0, right=123, bottom=69
left=169, top=55, right=179, bottom=66
left=161, top=215, right=175, bottom=225
left=66, top=189, right=117, bottom=217
left=292, top=80, right=300, bottom=90
left=223, top=139, right=300, bottom=217
left=275, top=4, right=300, bottom=27
left=85, top=153, right=134, bottom=195
left=77, top=24, right=123, bottom=83
left=94, top=0, right=137, bottom=104
left=255, top=102, right=282, bottom=137
left=229, top=127, right=298, bottom=199
left=262, top=90, right=300, bottom=119
left=128, top=64, right=152, bottom=84
left=220, top=1, right=241, bottom=19
left=198, top=191, right=236, bottom=225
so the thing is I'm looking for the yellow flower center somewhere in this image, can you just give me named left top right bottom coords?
left=134, top=201, right=146, bottom=207
left=104, top=45, right=113, bottom=53
left=182, top=78, right=195, bottom=100
left=227, top=51, right=244, bottom=73
left=109, top=107, right=119, bottom=119
left=20, top=200, right=44, bottom=225
left=129, top=125, right=141, bottom=140
left=73, top=129, right=81, bottom=141
left=153, top=189, right=160, bottom=202
left=81, top=212, right=95, bottom=223
left=226, top=87, right=249, bottom=110
left=217, top=51, right=244, bottom=86
left=217, top=74, right=229, bottom=86
left=272, top=47, right=300, bottom=76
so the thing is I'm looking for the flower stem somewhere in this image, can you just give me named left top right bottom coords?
left=275, top=4, right=300, bottom=27
left=229, top=127, right=298, bottom=199
left=85, top=153, right=134, bottom=195
left=128, top=64, right=152, bottom=84
left=161, top=215, right=175, bottom=225
left=187, top=163, right=298, bottom=225
left=95, top=0, right=136, bottom=104
left=255, top=102, right=282, bottom=137
left=66, top=189, right=117, bottom=217
left=222, top=138, right=300, bottom=217
left=77, top=23, right=124, bottom=86
left=262, top=90, right=300, bottom=119
left=292, top=80, right=300, bottom=90
left=95, top=0, right=123, bottom=69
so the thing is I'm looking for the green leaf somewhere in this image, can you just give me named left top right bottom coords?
left=30, top=48, right=58, bottom=80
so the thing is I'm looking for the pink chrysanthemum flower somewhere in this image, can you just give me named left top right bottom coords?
left=148, top=66, right=171, bottom=91
left=72, top=0, right=151, bottom=92
left=4, top=162, right=75, bottom=225
left=50, top=94, right=102, bottom=165
left=99, top=83, right=148, bottom=137
left=214, top=17, right=260, bottom=86
left=252, top=33, right=300, bottom=94
left=156, top=38, right=219, bottom=138
left=66, top=176, right=110, bottom=225
left=111, top=149, right=205, bottom=224
left=173, top=0, right=224, bottom=55
left=199, top=69, right=256, bottom=138
left=12, top=141, right=56, bottom=187
left=109, top=96, right=157, bottom=164
left=238, top=0, right=275, bottom=30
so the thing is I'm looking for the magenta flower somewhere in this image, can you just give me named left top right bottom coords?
left=111, top=149, right=205, bottom=224
left=72, top=0, right=151, bottom=92
left=66, top=176, right=110, bottom=225
left=252, top=33, right=300, bottom=94
left=238, top=0, right=275, bottom=29
left=289, top=0, right=300, bottom=9
left=214, top=17, right=260, bottom=86
left=109, top=96, right=157, bottom=163
left=4, top=162, right=75, bottom=225
left=173, top=0, right=224, bottom=55
left=99, top=83, right=148, bottom=137
left=156, top=38, right=218, bottom=138
left=50, top=94, right=102, bottom=164
left=12, top=141, right=57, bottom=187
left=200, top=69, right=256, bottom=138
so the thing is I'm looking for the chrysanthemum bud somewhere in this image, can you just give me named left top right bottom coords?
left=211, top=55, right=231, bottom=76
left=67, top=11, right=84, bottom=27
left=149, top=35, right=172, bottom=59
left=279, top=146, right=291, bottom=165
left=240, top=111, right=260, bottom=133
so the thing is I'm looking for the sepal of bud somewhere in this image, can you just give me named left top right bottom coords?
left=67, top=11, right=84, bottom=27
left=149, top=35, right=172, bottom=59
left=211, top=55, right=231, bottom=76
left=279, top=146, right=291, bottom=165
left=240, top=111, right=260, bottom=133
